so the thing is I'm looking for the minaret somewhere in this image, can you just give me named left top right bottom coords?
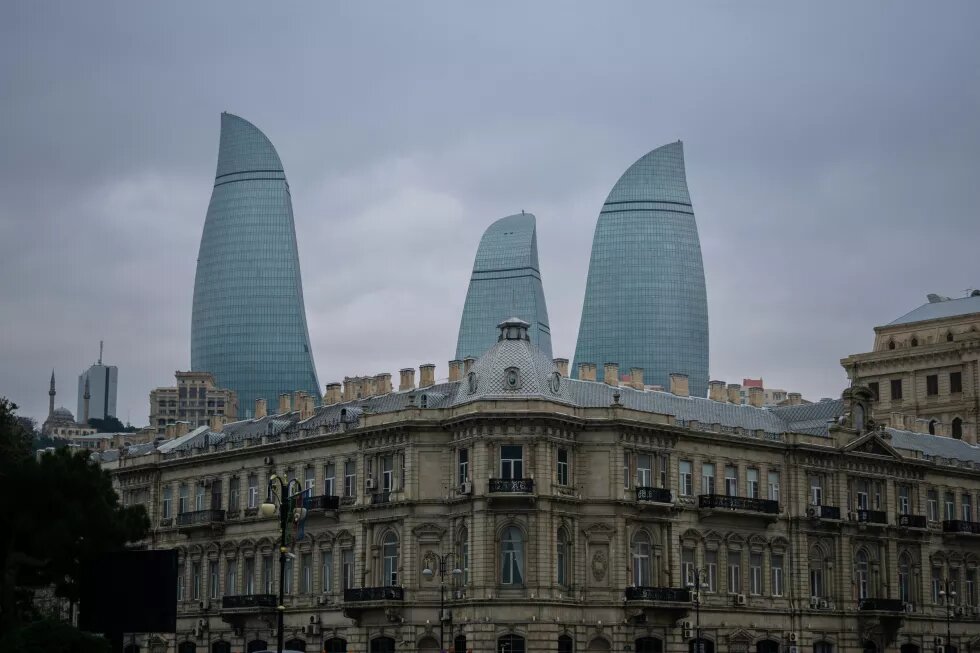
left=48, top=370, right=56, bottom=418
left=82, top=377, right=91, bottom=425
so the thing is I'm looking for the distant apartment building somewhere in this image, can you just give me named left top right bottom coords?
left=736, top=378, right=798, bottom=406
left=149, top=371, right=238, bottom=434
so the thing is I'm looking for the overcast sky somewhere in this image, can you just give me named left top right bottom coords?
left=2, top=2, right=979, bottom=427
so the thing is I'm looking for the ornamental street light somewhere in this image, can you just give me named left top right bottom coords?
left=260, top=474, right=307, bottom=653
left=939, top=579, right=957, bottom=653
left=421, top=552, right=463, bottom=653
left=686, top=568, right=710, bottom=653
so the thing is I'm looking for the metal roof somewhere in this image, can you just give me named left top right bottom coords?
left=887, top=294, right=980, bottom=326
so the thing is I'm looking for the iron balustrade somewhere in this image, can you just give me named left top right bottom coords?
left=854, top=509, right=888, bottom=525
left=636, top=487, right=673, bottom=503
left=898, top=514, right=928, bottom=529
left=371, top=491, right=391, bottom=505
left=859, top=598, right=905, bottom=612
left=304, top=494, right=341, bottom=511
left=176, top=509, right=226, bottom=526
left=344, top=586, right=404, bottom=602
left=943, top=520, right=980, bottom=534
left=698, top=494, right=779, bottom=514
left=809, top=505, right=841, bottom=520
left=625, top=586, right=691, bottom=602
left=221, top=594, right=277, bottom=610
left=489, top=478, right=534, bottom=493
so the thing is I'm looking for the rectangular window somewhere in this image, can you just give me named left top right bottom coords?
left=771, top=555, right=784, bottom=597
left=809, top=475, right=823, bottom=506
left=177, top=564, right=185, bottom=601
left=344, top=461, right=356, bottom=497
left=705, top=550, right=718, bottom=593
left=458, top=449, right=469, bottom=485
left=162, top=486, right=172, bottom=519
left=244, top=557, right=254, bottom=595
left=810, top=567, right=823, bottom=598
left=891, top=379, right=903, bottom=401
left=702, top=463, right=716, bottom=495
left=928, top=490, right=939, bottom=521
left=209, top=560, right=219, bottom=599
left=323, top=464, right=335, bottom=496
left=856, top=479, right=869, bottom=510
left=750, top=553, right=762, bottom=595
left=659, top=455, right=668, bottom=488
left=283, top=558, right=293, bottom=595
left=926, top=374, right=939, bottom=396
left=967, top=569, right=977, bottom=606
left=225, top=559, right=237, bottom=596
left=195, top=483, right=206, bottom=511
left=623, top=452, right=631, bottom=489
left=263, top=554, right=273, bottom=594
left=681, top=547, right=695, bottom=587
left=963, top=494, right=973, bottom=522
left=727, top=550, right=741, bottom=594
left=229, top=477, right=240, bottom=512
left=725, top=465, right=738, bottom=496
left=747, top=468, right=759, bottom=499
left=898, top=485, right=911, bottom=515
left=460, top=537, right=469, bottom=586
left=301, top=553, right=313, bottom=594
left=557, top=448, right=569, bottom=486
left=192, top=562, right=201, bottom=600
left=381, top=455, right=394, bottom=492
left=868, top=382, right=879, bottom=401
left=321, top=551, right=333, bottom=594
left=679, top=461, right=693, bottom=496
left=342, top=549, right=354, bottom=590
left=305, top=466, right=316, bottom=494
left=768, top=471, right=780, bottom=502
left=951, top=372, right=963, bottom=394
left=946, top=492, right=955, bottom=520
left=247, top=474, right=258, bottom=508
left=179, top=484, right=188, bottom=514
left=500, top=445, right=523, bottom=479
left=932, top=567, right=942, bottom=603
left=636, top=454, right=652, bottom=487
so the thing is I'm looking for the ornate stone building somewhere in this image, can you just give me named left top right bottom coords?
left=150, top=371, right=239, bottom=434
left=104, top=320, right=980, bottom=653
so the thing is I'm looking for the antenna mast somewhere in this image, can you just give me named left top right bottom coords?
left=98, top=340, right=103, bottom=365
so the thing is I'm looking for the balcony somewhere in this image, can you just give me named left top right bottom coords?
left=370, top=491, right=391, bottom=505
left=176, top=509, right=225, bottom=531
left=221, top=594, right=277, bottom=611
left=807, top=505, right=841, bottom=520
left=699, top=494, right=779, bottom=517
left=342, top=586, right=404, bottom=623
left=859, top=598, right=905, bottom=613
left=304, top=494, right=341, bottom=512
left=344, top=586, right=404, bottom=602
left=625, top=586, right=691, bottom=603
left=943, top=520, right=980, bottom=535
left=853, top=509, right=888, bottom=525
left=489, top=478, right=534, bottom=493
left=636, top=487, right=673, bottom=504
left=897, top=514, right=928, bottom=529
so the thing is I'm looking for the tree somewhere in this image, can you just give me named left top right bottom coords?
left=87, top=416, right=136, bottom=433
left=0, top=397, right=149, bottom=632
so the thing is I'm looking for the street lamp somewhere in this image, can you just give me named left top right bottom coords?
left=422, top=552, right=463, bottom=653
left=686, top=568, right=709, bottom=653
left=260, top=474, right=307, bottom=653
left=938, top=579, right=957, bottom=653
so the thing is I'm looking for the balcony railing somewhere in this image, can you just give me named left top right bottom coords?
left=344, top=586, right=404, bottom=602
left=489, top=478, right=534, bottom=493
left=371, top=491, right=391, bottom=505
left=699, top=494, right=779, bottom=514
left=898, top=514, right=928, bottom=529
left=625, top=586, right=691, bottom=603
left=943, top=520, right=980, bottom=534
left=222, top=594, right=277, bottom=610
left=859, top=598, right=905, bottom=612
left=176, top=509, right=226, bottom=527
left=854, top=509, right=888, bottom=525
left=636, top=487, right=673, bottom=503
left=304, top=494, right=341, bottom=511
left=809, top=505, right=841, bottom=520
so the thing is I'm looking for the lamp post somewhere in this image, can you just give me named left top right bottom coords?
left=422, top=552, right=463, bottom=653
left=939, top=578, right=957, bottom=653
left=686, top=568, right=709, bottom=653
left=259, top=474, right=306, bottom=653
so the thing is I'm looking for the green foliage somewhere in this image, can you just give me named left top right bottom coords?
left=32, top=434, right=71, bottom=452
left=0, top=618, right=110, bottom=653
left=87, top=415, right=136, bottom=433
left=0, top=398, right=33, bottom=463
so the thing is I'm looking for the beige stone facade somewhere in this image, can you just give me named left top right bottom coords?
left=841, top=294, right=980, bottom=443
left=151, top=371, right=239, bottom=434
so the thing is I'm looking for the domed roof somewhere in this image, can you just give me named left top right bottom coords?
left=53, top=406, right=75, bottom=420
left=452, top=317, right=570, bottom=405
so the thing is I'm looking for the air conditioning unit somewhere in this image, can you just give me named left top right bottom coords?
left=937, top=647, right=945, bottom=653
left=806, top=507, right=818, bottom=518
left=789, top=647, right=799, bottom=653
left=193, top=626, right=204, bottom=638
left=809, top=597, right=820, bottom=608
left=683, top=629, right=693, bottom=639
left=316, top=595, right=329, bottom=606
left=935, top=638, right=945, bottom=647
left=304, top=624, right=320, bottom=636
left=788, top=633, right=798, bottom=643
left=263, top=456, right=274, bottom=465
left=460, top=481, right=473, bottom=495
left=683, top=621, right=693, bottom=630
left=453, top=589, right=465, bottom=600
left=955, top=606, right=966, bottom=617
left=366, top=477, right=376, bottom=490
left=735, top=593, right=747, bottom=606
left=820, top=600, right=830, bottom=610
left=440, top=609, right=452, bottom=622
left=199, top=600, right=210, bottom=611
left=310, top=614, right=321, bottom=624
left=904, top=603, right=913, bottom=613
left=973, top=606, right=980, bottom=616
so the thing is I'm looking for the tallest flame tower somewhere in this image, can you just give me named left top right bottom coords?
left=191, top=113, right=320, bottom=415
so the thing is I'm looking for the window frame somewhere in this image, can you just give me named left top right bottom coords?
left=500, top=445, right=524, bottom=480
left=557, top=448, right=569, bottom=487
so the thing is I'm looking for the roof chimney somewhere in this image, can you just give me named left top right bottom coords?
left=553, top=358, right=569, bottom=377
left=254, top=398, right=268, bottom=419
left=165, top=423, right=176, bottom=439
left=708, top=380, right=726, bottom=402
left=398, top=369, right=416, bottom=392
left=375, top=373, right=392, bottom=395
left=787, top=392, right=802, bottom=406
left=669, top=373, right=689, bottom=397
left=578, top=362, right=597, bottom=382
left=748, top=386, right=764, bottom=408
left=448, top=360, right=463, bottom=382
left=727, top=383, right=741, bottom=404
left=209, top=415, right=225, bottom=432
left=630, top=367, right=644, bottom=390
left=362, top=376, right=377, bottom=398
left=278, top=393, right=291, bottom=415
left=419, top=363, right=436, bottom=388
left=175, top=421, right=189, bottom=437
left=604, top=363, right=619, bottom=387
left=324, top=383, right=342, bottom=405
left=463, top=357, right=477, bottom=374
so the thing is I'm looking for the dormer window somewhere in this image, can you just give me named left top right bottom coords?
left=910, top=336, right=918, bottom=347
left=504, top=367, right=522, bottom=390
left=888, top=340, right=896, bottom=350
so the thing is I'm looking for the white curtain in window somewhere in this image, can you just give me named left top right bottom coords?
left=501, top=527, right=524, bottom=584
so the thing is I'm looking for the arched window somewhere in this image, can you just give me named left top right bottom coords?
left=246, top=641, right=267, bottom=653
left=382, top=531, right=398, bottom=586
left=211, top=642, right=231, bottom=653
left=929, top=420, right=937, bottom=435
left=284, top=639, right=306, bottom=652
left=454, top=636, right=468, bottom=653
left=557, top=528, right=569, bottom=586
left=901, top=643, right=921, bottom=653
left=911, top=337, right=918, bottom=347
left=856, top=550, right=870, bottom=600
left=863, top=642, right=878, bottom=653
left=370, top=637, right=395, bottom=653
left=559, top=635, right=575, bottom=653
left=178, top=644, right=197, bottom=653
left=456, top=527, right=469, bottom=585
left=898, top=552, right=912, bottom=604
left=809, top=546, right=826, bottom=599
left=888, top=340, right=896, bottom=350
left=324, top=639, right=348, bottom=653
left=418, top=637, right=439, bottom=653
left=688, top=639, right=715, bottom=653
left=124, top=645, right=140, bottom=653
left=952, top=418, right=963, bottom=440
left=757, top=641, right=779, bottom=653
left=499, top=634, right=526, bottom=653
left=947, top=332, right=955, bottom=342
left=636, top=637, right=663, bottom=653
left=814, top=643, right=833, bottom=653
left=501, top=526, right=524, bottom=585
left=631, top=531, right=651, bottom=586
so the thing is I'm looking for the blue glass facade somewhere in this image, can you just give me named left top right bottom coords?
left=191, top=113, right=320, bottom=415
left=455, top=213, right=553, bottom=360
left=572, top=142, right=709, bottom=397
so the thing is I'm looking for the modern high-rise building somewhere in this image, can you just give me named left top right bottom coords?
left=77, top=344, right=118, bottom=421
left=191, top=113, right=320, bottom=415
left=455, top=212, right=553, bottom=360
left=572, top=141, right=709, bottom=397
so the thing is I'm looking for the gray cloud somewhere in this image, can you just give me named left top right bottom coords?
left=2, top=1, right=979, bottom=424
